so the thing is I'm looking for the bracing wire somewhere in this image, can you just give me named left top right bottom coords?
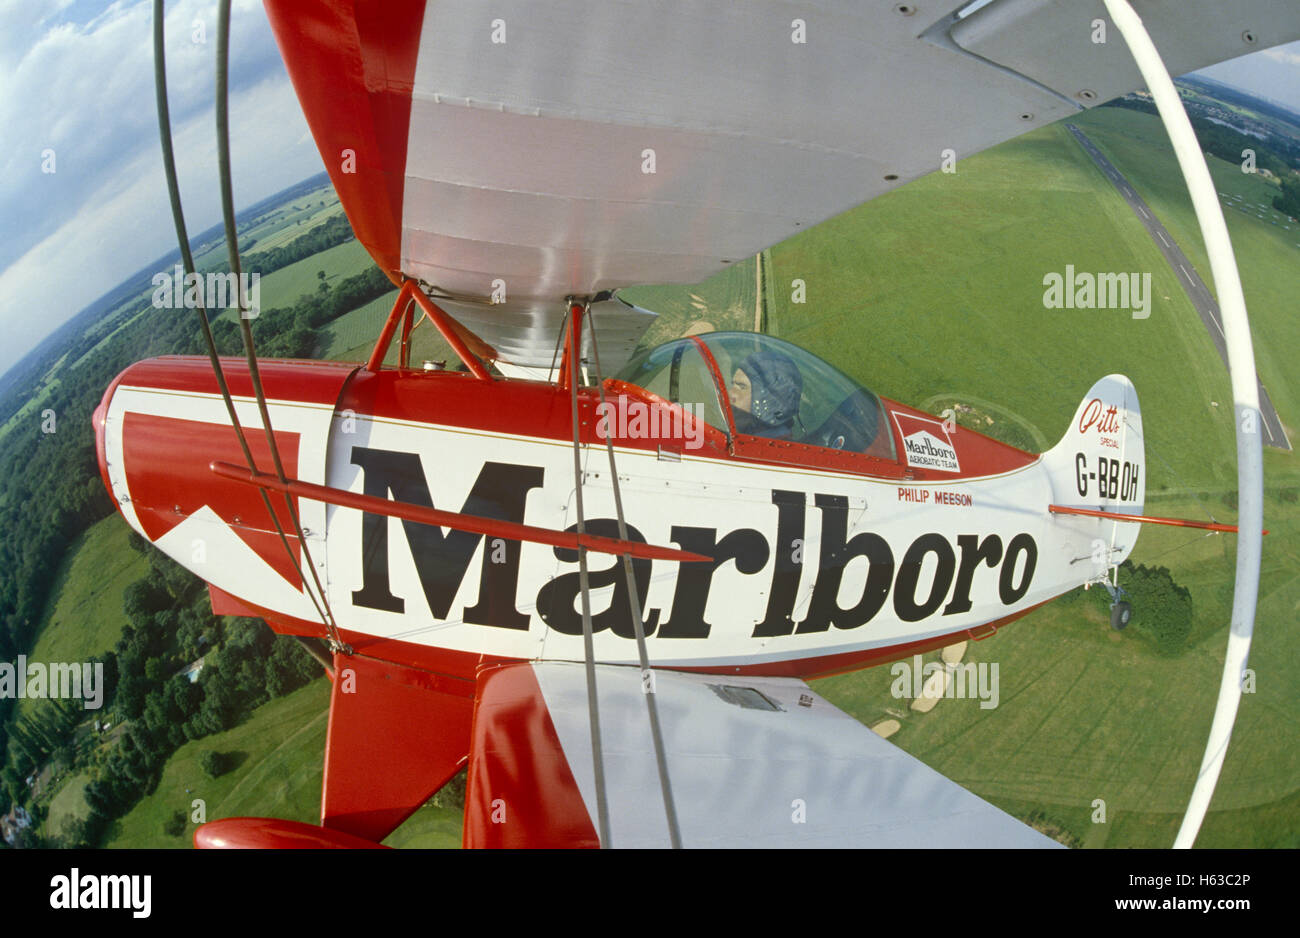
left=154, top=0, right=341, bottom=652
left=548, top=306, right=570, bottom=384
left=153, top=0, right=333, bottom=635
left=584, top=305, right=683, bottom=849
left=566, top=304, right=612, bottom=847
left=1141, top=530, right=1217, bottom=566
left=213, top=0, right=345, bottom=652
left=153, top=0, right=255, bottom=471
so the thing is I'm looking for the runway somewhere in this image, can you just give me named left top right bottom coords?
left=1065, top=123, right=1290, bottom=452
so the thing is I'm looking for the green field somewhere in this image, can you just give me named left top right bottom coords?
left=103, top=678, right=461, bottom=848
left=244, top=198, right=343, bottom=256
left=622, top=253, right=764, bottom=346
left=229, top=238, right=376, bottom=320
left=69, top=304, right=149, bottom=370
left=239, top=184, right=338, bottom=255
left=44, top=771, right=91, bottom=835
left=81, top=297, right=141, bottom=343
left=323, top=288, right=401, bottom=361
left=79, top=185, right=372, bottom=329
left=382, top=797, right=464, bottom=849
left=322, top=287, right=468, bottom=368
left=1069, top=106, right=1300, bottom=434
left=105, top=680, right=330, bottom=847
left=182, top=184, right=341, bottom=273
left=15, top=515, right=147, bottom=822
left=38, top=351, right=69, bottom=385
left=65, top=195, right=376, bottom=363
left=0, top=377, right=60, bottom=448
left=17, top=515, right=147, bottom=722
left=756, top=112, right=1298, bottom=847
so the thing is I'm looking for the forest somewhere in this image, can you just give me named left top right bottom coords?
left=0, top=210, right=392, bottom=845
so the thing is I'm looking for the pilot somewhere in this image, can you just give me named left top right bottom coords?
left=730, top=351, right=802, bottom=439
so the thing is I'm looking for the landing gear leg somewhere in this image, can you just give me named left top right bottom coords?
left=1098, top=571, right=1131, bottom=631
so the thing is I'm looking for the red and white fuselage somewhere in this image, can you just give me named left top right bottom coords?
left=94, top=353, right=1145, bottom=683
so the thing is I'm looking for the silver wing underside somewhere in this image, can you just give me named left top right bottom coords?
left=398, top=0, right=1297, bottom=364
left=532, top=662, right=1063, bottom=848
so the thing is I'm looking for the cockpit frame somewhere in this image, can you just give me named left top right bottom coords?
left=610, top=331, right=909, bottom=479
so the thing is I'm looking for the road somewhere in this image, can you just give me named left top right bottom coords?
left=1065, top=123, right=1290, bottom=452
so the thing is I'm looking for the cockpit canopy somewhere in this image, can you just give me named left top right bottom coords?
left=615, top=332, right=895, bottom=460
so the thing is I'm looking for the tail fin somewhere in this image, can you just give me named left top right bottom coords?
left=1042, top=375, right=1146, bottom=572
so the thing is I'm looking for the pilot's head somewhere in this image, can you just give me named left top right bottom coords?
left=731, top=352, right=801, bottom=429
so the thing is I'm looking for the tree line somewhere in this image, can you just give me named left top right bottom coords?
left=0, top=206, right=390, bottom=839
left=1102, top=96, right=1300, bottom=178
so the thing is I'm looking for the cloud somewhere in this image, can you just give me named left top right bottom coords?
left=1192, top=40, right=1300, bottom=109
left=1262, top=46, right=1300, bottom=68
left=0, top=1, right=322, bottom=376
left=0, top=0, right=321, bottom=375
left=0, top=0, right=286, bottom=269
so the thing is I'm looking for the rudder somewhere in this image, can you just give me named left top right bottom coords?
left=1042, top=375, right=1146, bottom=574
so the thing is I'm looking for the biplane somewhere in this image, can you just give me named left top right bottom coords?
left=91, top=0, right=1288, bottom=847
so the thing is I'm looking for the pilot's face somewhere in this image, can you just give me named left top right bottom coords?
left=730, top=368, right=752, bottom=414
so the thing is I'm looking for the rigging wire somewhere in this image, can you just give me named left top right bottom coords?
left=1142, top=433, right=1229, bottom=526
left=565, top=303, right=612, bottom=847
left=1139, top=530, right=1218, bottom=566
left=584, top=306, right=683, bottom=849
left=214, top=0, right=345, bottom=653
left=152, top=0, right=336, bottom=642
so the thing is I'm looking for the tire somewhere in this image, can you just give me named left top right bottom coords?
left=1110, top=601, right=1132, bottom=631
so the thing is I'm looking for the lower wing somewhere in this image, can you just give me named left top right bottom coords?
left=465, top=662, right=1061, bottom=848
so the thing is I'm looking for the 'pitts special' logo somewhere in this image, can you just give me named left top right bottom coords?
left=345, top=447, right=1036, bottom=639
left=1078, top=397, right=1122, bottom=449
left=892, top=414, right=960, bottom=473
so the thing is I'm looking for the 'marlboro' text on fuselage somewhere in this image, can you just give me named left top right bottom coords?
left=347, top=447, right=1038, bottom=638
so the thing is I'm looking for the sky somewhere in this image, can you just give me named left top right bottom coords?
left=0, top=0, right=1297, bottom=379
left=0, top=0, right=322, bottom=377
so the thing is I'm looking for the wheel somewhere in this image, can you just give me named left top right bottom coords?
left=1110, top=600, right=1132, bottom=631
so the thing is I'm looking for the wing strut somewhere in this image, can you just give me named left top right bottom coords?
left=209, top=460, right=707, bottom=563
left=1102, top=0, right=1265, bottom=849
left=1049, top=505, right=1266, bottom=535
left=153, top=0, right=340, bottom=650
left=583, top=304, right=683, bottom=849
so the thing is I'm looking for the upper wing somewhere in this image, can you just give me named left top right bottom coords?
left=263, top=0, right=1300, bottom=367
left=465, top=661, right=1062, bottom=848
